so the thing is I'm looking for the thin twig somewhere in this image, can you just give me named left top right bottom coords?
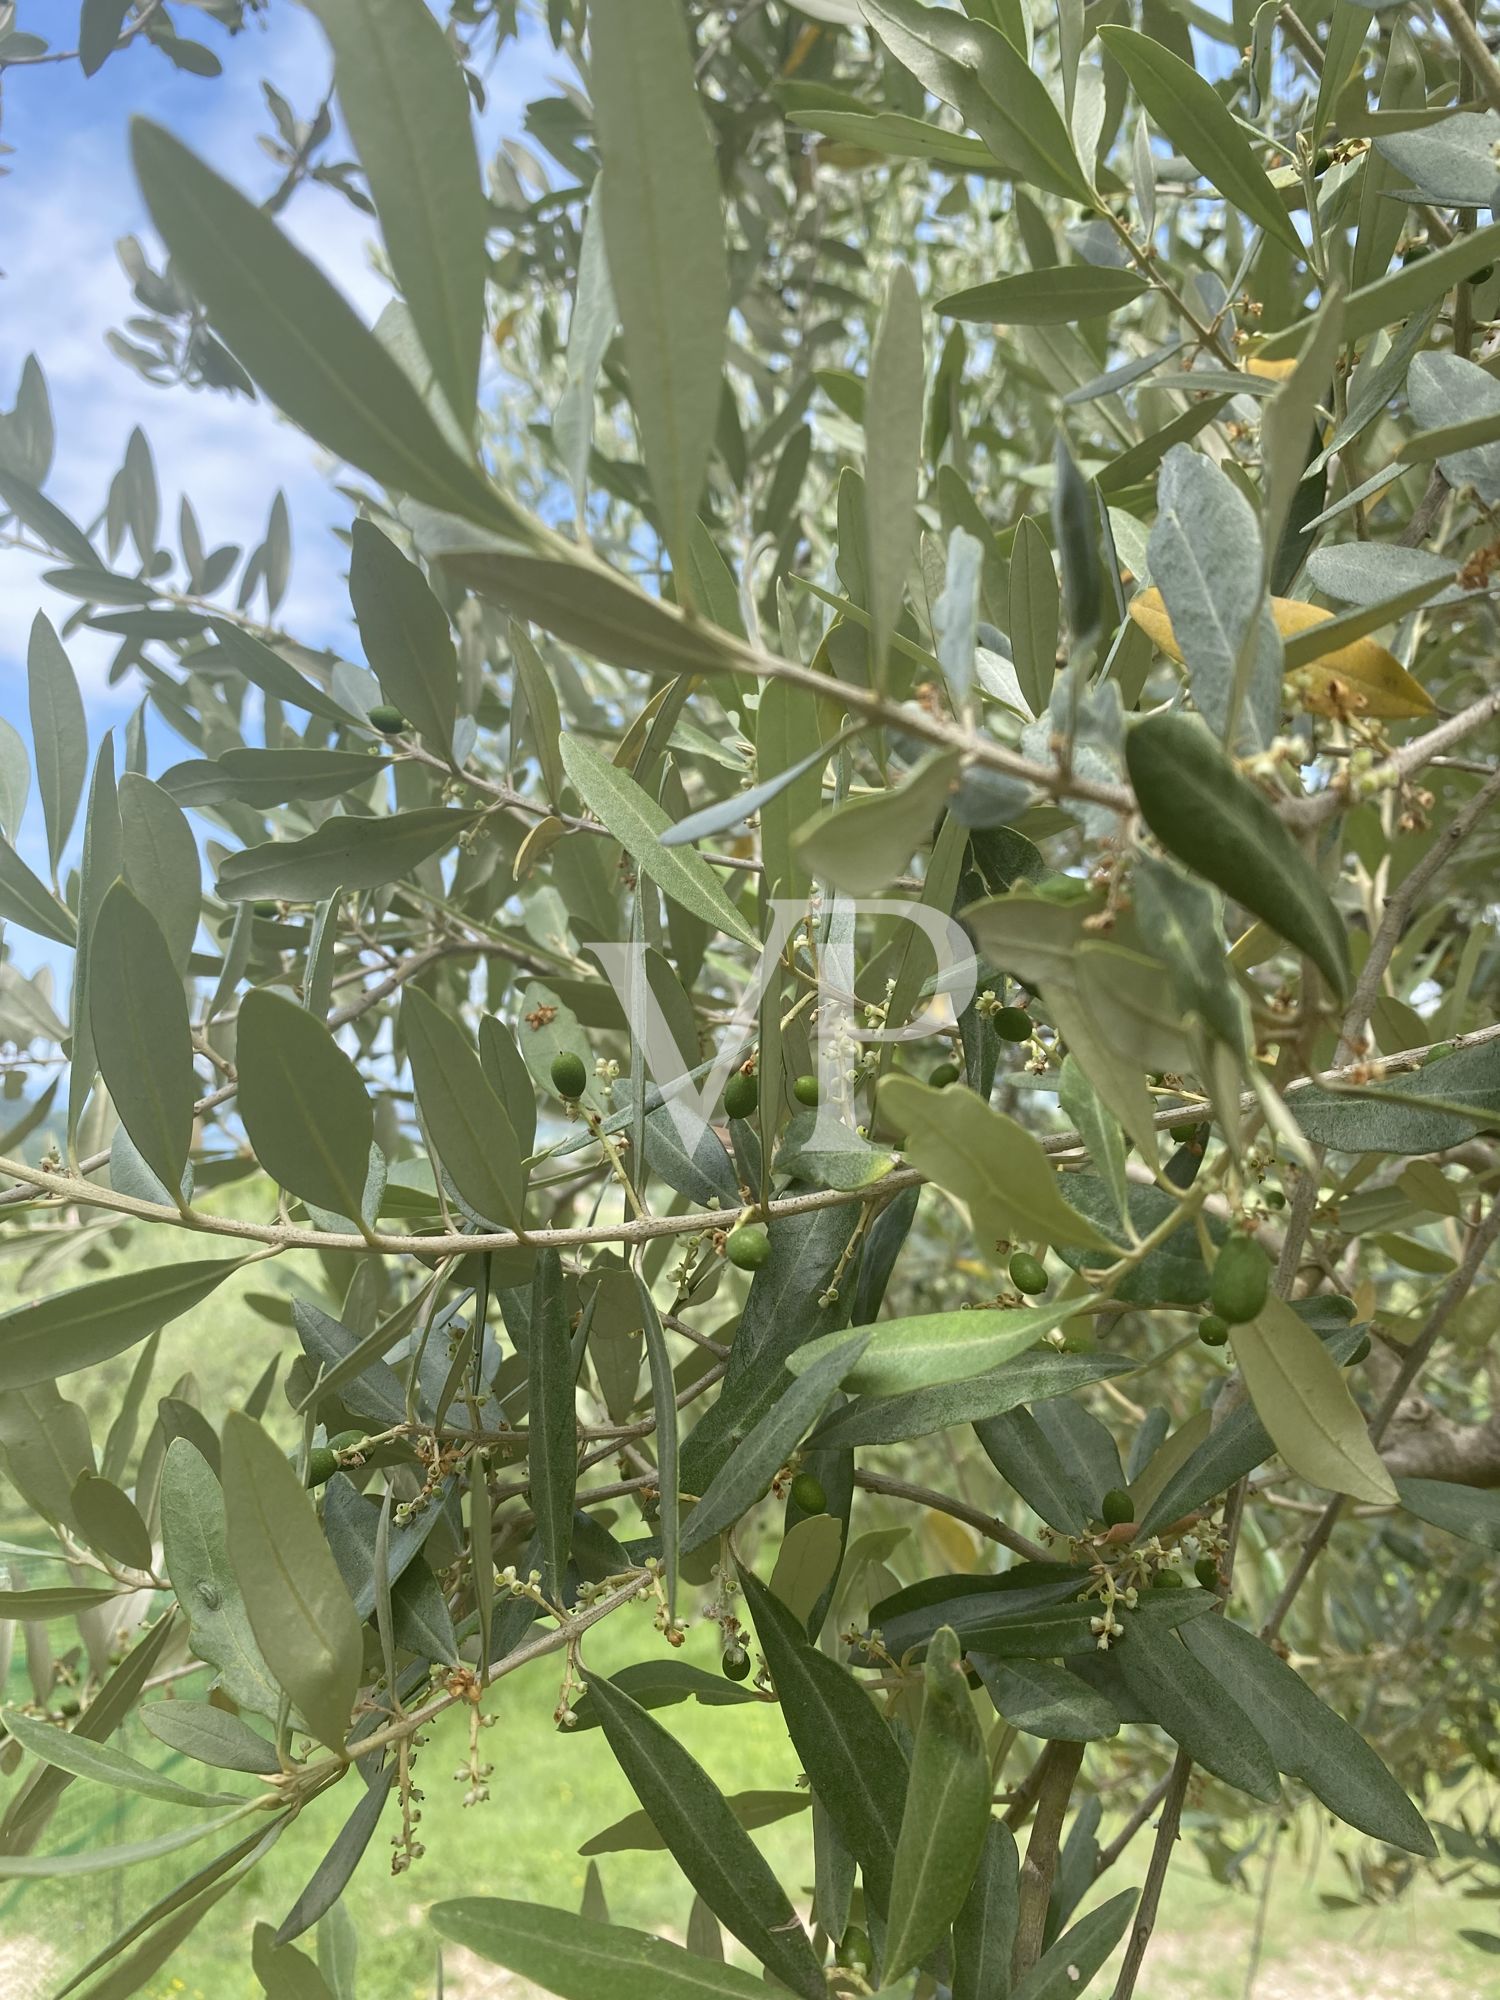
left=1110, top=1747, right=1193, bottom=2000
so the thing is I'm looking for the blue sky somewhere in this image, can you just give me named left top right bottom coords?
left=0, top=4, right=553, bottom=894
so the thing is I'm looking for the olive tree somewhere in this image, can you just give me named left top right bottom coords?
left=1, top=0, right=1499, bottom=1995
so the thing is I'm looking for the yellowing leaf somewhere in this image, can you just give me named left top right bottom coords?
left=1245, top=357, right=1298, bottom=382
left=1128, top=586, right=1433, bottom=719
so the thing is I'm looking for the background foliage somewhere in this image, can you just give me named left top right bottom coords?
left=0, top=0, right=1499, bottom=1995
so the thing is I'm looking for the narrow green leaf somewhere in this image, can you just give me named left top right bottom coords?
left=1098, top=27, right=1301, bottom=250
left=272, top=1766, right=396, bottom=1945
left=401, top=986, right=524, bottom=1229
left=88, top=881, right=195, bottom=1198
left=560, top=734, right=756, bottom=946
left=584, top=1675, right=826, bottom=1998
left=736, top=1561, right=908, bottom=1911
left=162, top=749, right=386, bottom=811
left=1233, top=1293, right=1397, bottom=1504
left=0, top=830, right=76, bottom=946
left=681, top=1332, right=869, bottom=1552
left=118, top=772, right=200, bottom=975
left=884, top=1625, right=991, bottom=1980
left=140, top=1701, right=281, bottom=1776
left=1011, top=1887, right=1137, bottom=2000
left=130, top=121, right=521, bottom=533
left=349, top=518, right=458, bottom=756
left=790, top=1306, right=1060, bottom=1397
left=972, top=1656, right=1120, bottom=1742
left=527, top=1249, right=577, bottom=1602
left=0, top=1802, right=260, bottom=1879
left=939, top=266, right=1148, bottom=325
left=0, top=1258, right=242, bottom=1392
left=635, top=1270, right=680, bottom=1615
left=796, top=750, right=956, bottom=895
left=0, top=1708, right=234, bottom=1809
left=236, top=987, right=374, bottom=1221
left=27, top=612, right=86, bottom=874
left=1008, top=515, right=1060, bottom=717
left=0, top=1585, right=118, bottom=1618
left=306, top=0, right=487, bottom=427
left=881, top=1075, right=1118, bottom=1254
left=581, top=1790, right=809, bottom=1858
left=430, top=1899, right=775, bottom=1999
left=161, top=1439, right=283, bottom=1719
left=1396, top=1475, right=1500, bottom=1550
left=221, top=1412, right=363, bottom=1751
left=1076, top=1611, right=1280, bottom=1803
left=555, top=179, right=617, bottom=527
left=0, top=469, right=96, bottom=566
left=1180, top=1616, right=1433, bottom=1855
left=811, top=1349, right=1134, bottom=1456
left=865, top=263, right=924, bottom=682
left=1125, top=713, right=1350, bottom=997
left=208, top=619, right=352, bottom=726
left=953, top=1816, right=1021, bottom=1999
left=69, top=1471, right=153, bottom=1572
left=1260, top=216, right=1500, bottom=360
left=591, top=0, right=727, bottom=593
left=218, top=808, right=478, bottom=904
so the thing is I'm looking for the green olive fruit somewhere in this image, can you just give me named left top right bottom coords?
left=1211, top=1233, right=1270, bottom=1325
left=725, top=1222, right=772, bottom=1271
left=1346, top=1332, right=1372, bottom=1366
left=328, top=1429, right=369, bottom=1455
left=1101, top=1488, right=1135, bottom=1527
left=994, top=1006, right=1034, bottom=1042
left=550, top=1050, right=588, bottom=1100
left=1198, top=1313, right=1230, bottom=1348
left=1155, top=1567, right=1185, bottom=1589
left=1313, top=146, right=1333, bottom=173
left=1470, top=263, right=1494, bottom=285
left=720, top=1648, right=751, bottom=1682
left=1194, top=1556, right=1221, bottom=1590
left=724, top=1071, right=759, bottom=1120
left=304, top=1447, right=338, bottom=1487
left=252, top=900, right=280, bottom=918
left=367, top=703, right=407, bottom=735
left=1008, top=1250, right=1049, bottom=1297
left=1264, top=1188, right=1286, bottom=1210
left=835, top=1926, right=873, bottom=1973
left=789, top=1471, right=827, bottom=1515
left=929, top=1061, right=962, bottom=1088
left=792, top=1074, right=820, bottom=1107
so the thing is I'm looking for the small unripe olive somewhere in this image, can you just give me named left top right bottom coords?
left=792, top=1074, right=820, bottom=1107
left=1195, top=1556, right=1221, bottom=1590
left=1264, top=1188, right=1286, bottom=1209
left=367, top=703, right=407, bottom=735
left=1009, top=1250, right=1049, bottom=1297
left=1155, top=1567, right=1184, bottom=1589
left=929, top=1060, right=962, bottom=1088
left=835, top=1926, right=873, bottom=1973
left=1469, top=262, right=1494, bottom=285
left=721, top=1647, right=751, bottom=1682
left=1313, top=146, right=1332, bottom=174
left=328, top=1429, right=369, bottom=1455
left=1210, top=1233, right=1270, bottom=1326
left=550, top=1050, right=588, bottom=1100
left=789, top=1471, right=827, bottom=1515
left=1101, top=1488, right=1135, bottom=1527
left=726, top=1222, right=771, bottom=1271
left=1346, top=1332, right=1372, bottom=1366
left=252, top=900, right=280, bottom=918
left=1198, top=1313, right=1230, bottom=1348
left=304, top=1447, right=338, bottom=1487
left=994, top=1005, right=1034, bottom=1042
left=724, top=1071, right=759, bottom=1120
